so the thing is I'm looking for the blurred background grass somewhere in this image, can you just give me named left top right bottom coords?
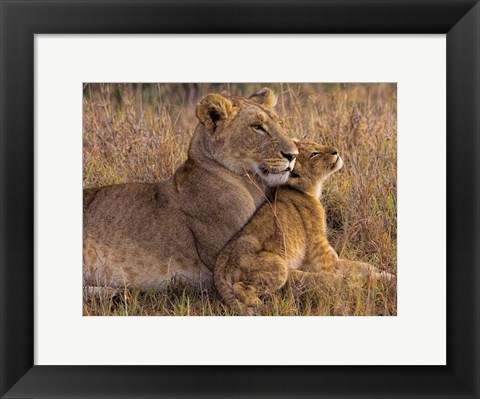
left=83, top=83, right=397, bottom=316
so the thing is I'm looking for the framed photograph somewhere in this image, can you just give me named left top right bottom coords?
left=1, top=1, right=479, bottom=398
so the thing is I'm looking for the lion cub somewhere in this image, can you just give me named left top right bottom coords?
left=214, top=141, right=345, bottom=313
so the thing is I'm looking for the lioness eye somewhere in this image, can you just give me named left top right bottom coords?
left=310, top=152, right=321, bottom=158
left=251, top=124, right=265, bottom=133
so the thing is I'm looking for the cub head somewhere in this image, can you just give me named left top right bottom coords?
left=287, top=141, right=343, bottom=198
left=195, top=88, right=298, bottom=187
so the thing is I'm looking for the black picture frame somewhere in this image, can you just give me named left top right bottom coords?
left=1, top=1, right=479, bottom=398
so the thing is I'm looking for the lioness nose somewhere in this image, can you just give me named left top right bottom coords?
left=280, top=151, right=297, bottom=162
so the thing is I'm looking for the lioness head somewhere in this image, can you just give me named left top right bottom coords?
left=195, top=88, right=298, bottom=186
left=287, top=141, right=343, bottom=198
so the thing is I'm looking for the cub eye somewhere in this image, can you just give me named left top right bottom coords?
left=251, top=124, right=265, bottom=133
left=310, top=151, right=321, bottom=158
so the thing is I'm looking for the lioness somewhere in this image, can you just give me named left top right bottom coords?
left=214, top=141, right=391, bottom=314
left=83, top=88, right=298, bottom=289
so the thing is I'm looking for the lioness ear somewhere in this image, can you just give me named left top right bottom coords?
left=249, top=87, right=277, bottom=108
left=196, top=93, right=234, bottom=137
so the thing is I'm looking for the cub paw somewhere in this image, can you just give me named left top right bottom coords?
left=327, top=246, right=339, bottom=263
left=371, top=268, right=395, bottom=282
left=233, top=282, right=261, bottom=308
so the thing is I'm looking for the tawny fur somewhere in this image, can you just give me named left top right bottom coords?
left=83, top=88, right=298, bottom=290
left=214, top=141, right=392, bottom=314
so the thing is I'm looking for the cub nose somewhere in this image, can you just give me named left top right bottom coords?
left=280, top=151, right=297, bottom=162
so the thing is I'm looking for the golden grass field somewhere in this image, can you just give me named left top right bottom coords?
left=83, top=83, right=397, bottom=316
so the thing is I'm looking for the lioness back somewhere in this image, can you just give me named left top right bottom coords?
left=83, top=88, right=298, bottom=290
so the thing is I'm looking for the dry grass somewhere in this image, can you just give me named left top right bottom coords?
left=83, top=83, right=397, bottom=316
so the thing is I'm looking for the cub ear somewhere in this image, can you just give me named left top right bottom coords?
left=249, top=87, right=277, bottom=108
left=196, top=93, right=234, bottom=137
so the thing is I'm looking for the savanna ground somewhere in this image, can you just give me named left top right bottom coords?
left=83, top=83, right=397, bottom=316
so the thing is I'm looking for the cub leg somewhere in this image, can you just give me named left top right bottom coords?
left=301, top=231, right=339, bottom=274
left=289, top=269, right=342, bottom=293
left=239, top=251, right=290, bottom=314
left=248, top=252, right=289, bottom=292
left=335, top=259, right=395, bottom=282
left=216, top=250, right=289, bottom=315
